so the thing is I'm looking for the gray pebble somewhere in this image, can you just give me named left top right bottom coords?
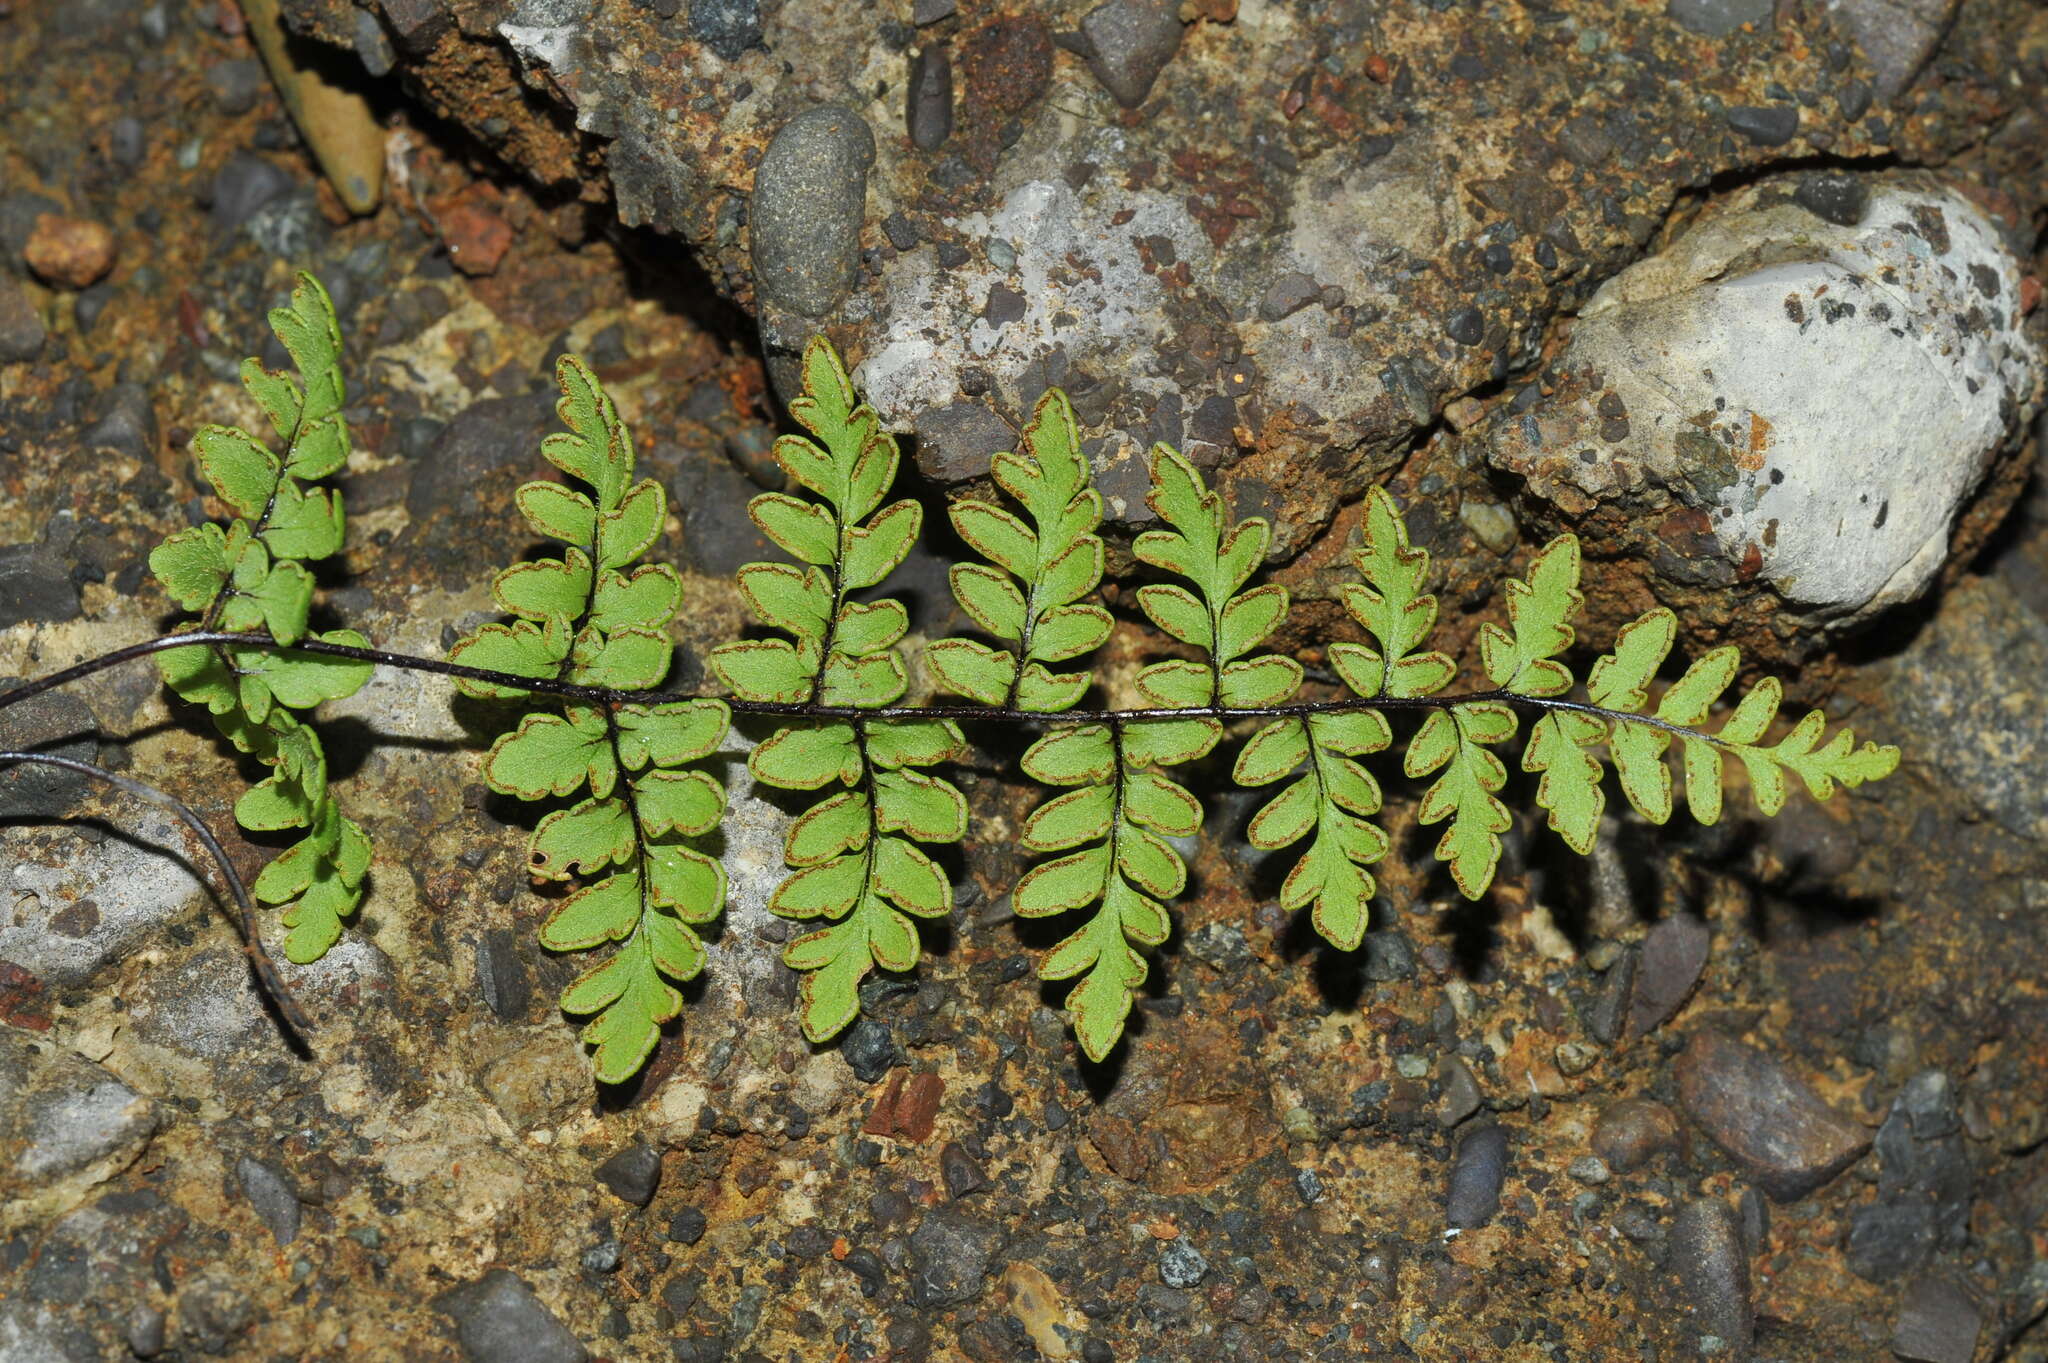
left=0, top=275, right=44, bottom=362
left=1586, top=944, right=1637, bottom=1044
left=1444, top=305, right=1485, bottom=346
left=907, top=1209, right=1005, bottom=1307
left=1446, top=1123, right=1508, bottom=1228
left=234, top=1156, right=302, bottom=1245
left=1847, top=1200, right=1937, bottom=1282
left=1892, top=1274, right=1980, bottom=1363
left=205, top=58, right=266, bottom=114
left=1794, top=172, right=1869, bottom=227
left=841, top=1017, right=900, bottom=1082
left=1567, top=1155, right=1610, bottom=1186
left=1362, top=929, right=1416, bottom=981
left=1724, top=104, right=1799, bottom=146
left=109, top=117, right=148, bottom=170
left=208, top=154, right=295, bottom=234
left=82, top=382, right=156, bottom=459
left=912, top=400, right=1014, bottom=483
left=667, top=1206, right=708, bottom=1245
left=594, top=1141, right=662, bottom=1207
left=1158, top=1239, right=1209, bottom=1288
left=1258, top=272, right=1320, bottom=322
left=475, top=929, right=532, bottom=1021
left=689, top=0, right=761, bottom=61
left=912, top=0, right=955, bottom=22
left=1436, top=1056, right=1483, bottom=1128
left=908, top=45, right=953, bottom=152
left=1079, top=0, right=1183, bottom=108
left=1671, top=1198, right=1753, bottom=1360
left=124, top=1304, right=167, bottom=1358
left=0, top=544, right=82, bottom=629
left=1590, top=1096, right=1681, bottom=1173
left=1665, top=0, right=1772, bottom=38
left=1626, top=913, right=1709, bottom=1039
left=435, top=1268, right=590, bottom=1363
left=939, top=1141, right=988, bottom=1199
left=750, top=105, right=876, bottom=320
left=353, top=9, right=398, bottom=77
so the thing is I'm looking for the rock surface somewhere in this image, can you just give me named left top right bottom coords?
left=1676, top=1029, right=1872, bottom=1202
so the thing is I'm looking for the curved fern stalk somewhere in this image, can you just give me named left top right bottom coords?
left=448, top=356, right=730, bottom=1083
left=711, top=338, right=967, bottom=1045
left=147, top=271, right=373, bottom=965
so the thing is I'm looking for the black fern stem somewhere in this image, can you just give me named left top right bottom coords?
left=0, top=630, right=1738, bottom=746
left=0, top=749, right=313, bottom=1042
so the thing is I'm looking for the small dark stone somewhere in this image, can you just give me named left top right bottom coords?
left=1794, top=173, right=1870, bottom=227
left=73, top=281, right=113, bottom=334
left=124, top=1304, right=167, bottom=1358
left=1257, top=272, right=1319, bottom=322
left=883, top=211, right=920, bottom=252
left=689, top=0, right=762, bottom=61
left=435, top=1268, right=590, bottom=1363
left=1724, top=104, right=1800, bottom=146
left=1447, top=1124, right=1508, bottom=1228
left=939, top=1141, right=989, bottom=1199
left=841, top=1018, right=899, bottom=1083
left=475, top=929, right=531, bottom=1020
left=1892, top=1275, right=1980, bottom=1363
left=1627, top=914, right=1710, bottom=1039
left=1592, top=1097, right=1682, bottom=1173
left=1043, top=1098, right=1070, bottom=1130
left=1362, top=930, right=1416, bottom=982
left=1847, top=1200, right=1937, bottom=1282
left=234, top=1156, right=301, bottom=1245
left=1481, top=240, right=1514, bottom=275
left=912, top=400, right=1014, bottom=483
left=1436, top=1057, right=1483, bottom=1128
left=1670, top=1198, right=1753, bottom=1357
left=1444, top=306, right=1485, bottom=346
left=906, top=1209, right=1005, bottom=1307
left=913, top=0, right=955, bottom=21
left=1078, top=0, right=1183, bottom=108
left=0, top=545, right=82, bottom=628
left=354, top=8, right=398, bottom=76
left=667, top=1207, right=709, bottom=1245
left=0, top=678, right=93, bottom=813
left=908, top=45, right=953, bottom=152
left=595, top=1142, right=662, bottom=1207
left=579, top=1238, right=622, bottom=1273
left=205, top=58, right=265, bottom=114
left=381, top=0, right=452, bottom=53
left=208, top=154, right=295, bottom=234
left=1294, top=1167, right=1325, bottom=1203
left=1587, top=945, right=1637, bottom=1044
left=1665, top=0, right=1772, bottom=38
left=1676, top=1029, right=1871, bottom=1202
left=109, top=116, right=147, bottom=170
left=1838, top=78, right=1873, bottom=123
left=937, top=240, right=970, bottom=268
left=1081, top=1340, right=1114, bottom=1363
left=0, top=276, right=44, bottom=362
left=983, top=284, right=1027, bottom=328
left=841, top=1246, right=887, bottom=1296
left=83, top=382, right=157, bottom=458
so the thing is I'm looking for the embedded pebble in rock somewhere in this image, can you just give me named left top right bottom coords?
left=22, top=214, right=115, bottom=289
left=81, top=382, right=158, bottom=459
left=1568, top=1156, right=1611, bottom=1185
left=913, top=399, right=1014, bottom=483
left=0, top=1029, right=157, bottom=1230
left=1847, top=1201, right=1937, bottom=1282
left=1436, top=1056, right=1483, bottom=1128
left=208, top=154, right=295, bottom=234
left=0, top=801, right=204, bottom=986
left=750, top=104, right=875, bottom=321
left=1592, top=1097, right=1683, bottom=1173
left=0, top=682, right=96, bottom=818
left=594, top=1142, right=662, bottom=1207
left=1587, top=946, right=1638, bottom=1045
left=689, top=0, right=762, bottom=61
left=1665, top=0, right=1773, bottom=38
left=1257, top=272, right=1320, bottom=322
left=434, top=1269, right=589, bottom=1363
left=1158, top=1239, right=1209, bottom=1288
left=1885, top=578, right=2048, bottom=844
left=1676, top=1030, right=1871, bottom=1202
left=474, top=929, right=532, bottom=1021
left=1446, top=1124, right=1508, bottom=1229
left=1793, top=172, right=1870, bottom=227
left=907, top=1209, right=1005, bottom=1307
left=1849, top=1069, right=1971, bottom=1280
left=205, top=57, right=265, bottom=113
left=0, top=275, right=44, bottom=362
left=1626, top=914, right=1711, bottom=1039
left=667, top=1206, right=708, bottom=1245
left=840, top=1017, right=900, bottom=1083
left=907, top=44, right=952, bottom=152
left=1077, top=0, right=1183, bottom=109
left=1670, top=1198, right=1754, bottom=1360
left=939, top=1141, right=988, bottom=1199
left=1485, top=174, right=2043, bottom=638
left=1830, top=0, right=1960, bottom=101
left=1724, top=104, right=1800, bottom=146
left=1891, top=1274, right=1981, bottom=1363
left=233, top=1156, right=301, bottom=1245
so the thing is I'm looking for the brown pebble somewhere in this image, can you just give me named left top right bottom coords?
left=431, top=184, right=513, bottom=277
left=1627, top=913, right=1711, bottom=1039
left=1676, top=1029, right=1871, bottom=1202
left=1591, top=1096, right=1682, bottom=1173
left=23, top=214, right=116, bottom=289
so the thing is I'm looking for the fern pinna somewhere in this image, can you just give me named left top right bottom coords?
left=107, top=287, right=1901, bottom=1082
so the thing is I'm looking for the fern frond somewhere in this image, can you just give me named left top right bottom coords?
left=712, top=337, right=965, bottom=1045
left=451, top=355, right=729, bottom=1083
left=148, top=271, right=372, bottom=964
